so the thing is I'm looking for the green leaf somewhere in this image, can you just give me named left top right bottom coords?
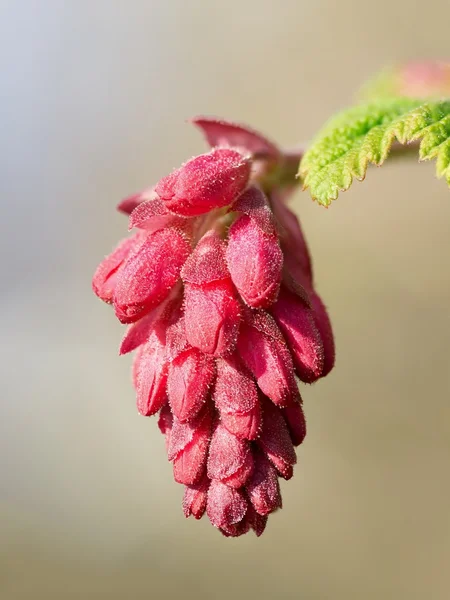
left=299, top=98, right=450, bottom=206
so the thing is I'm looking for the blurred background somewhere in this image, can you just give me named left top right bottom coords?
left=1, top=1, right=450, bottom=598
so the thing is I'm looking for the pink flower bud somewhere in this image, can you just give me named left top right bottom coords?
left=206, top=480, right=248, bottom=536
left=258, top=398, right=297, bottom=479
left=218, top=409, right=261, bottom=442
left=221, top=451, right=254, bottom=489
left=167, top=348, right=216, bottom=422
left=155, top=148, right=251, bottom=217
left=183, top=474, right=210, bottom=519
left=92, top=233, right=143, bottom=303
left=230, top=185, right=277, bottom=237
left=165, top=312, right=189, bottom=360
left=113, top=228, right=190, bottom=323
left=181, top=230, right=229, bottom=285
left=117, top=187, right=156, bottom=215
left=246, top=452, right=282, bottom=516
left=246, top=505, right=268, bottom=537
left=157, top=404, right=173, bottom=451
left=191, top=116, right=280, bottom=159
left=183, top=280, right=241, bottom=356
left=237, top=310, right=298, bottom=406
left=273, top=198, right=313, bottom=287
left=207, top=424, right=252, bottom=486
left=226, top=214, right=282, bottom=308
left=213, top=356, right=262, bottom=440
left=129, top=195, right=186, bottom=233
left=271, top=289, right=324, bottom=383
left=119, top=293, right=181, bottom=355
left=133, top=332, right=169, bottom=416
left=310, top=292, right=335, bottom=377
left=170, top=406, right=213, bottom=485
left=282, top=401, right=307, bottom=446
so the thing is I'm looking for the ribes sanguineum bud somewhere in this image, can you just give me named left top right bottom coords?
left=92, top=116, right=335, bottom=537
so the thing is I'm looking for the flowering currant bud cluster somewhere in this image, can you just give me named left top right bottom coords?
left=92, top=117, right=335, bottom=537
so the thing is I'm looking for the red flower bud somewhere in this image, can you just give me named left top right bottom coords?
left=113, top=228, right=190, bottom=323
left=170, top=407, right=213, bottom=485
left=207, top=424, right=252, bottom=486
left=206, top=480, right=248, bottom=536
left=133, top=332, right=168, bottom=417
left=310, top=292, right=335, bottom=377
left=213, top=356, right=262, bottom=440
left=117, top=187, right=156, bottom=215
left=282, top=400, right=307, bottom=446
left=181, top=230, right=229, bottom=285
left=155, top=148, right=251, bottom=217
left=183, top=474, right=210, bottom=519
left=271, top=289, right=324, bottom=383
left=237, top=310, right=298, bottom=406
left=129, top=195, right=186, bottom=233
left=258, top=398, right=297, bottom=479
left=226, top=214, right=283, bottom=308
left=273, top=198, right=313, bottom=286
left=183, top=280, right=241, bottom=356
left=231, top=185, right=277, bottom=237
left=92, top=233, right=143, bottom=303
left=167, top=348, right=216, bottom=422
left=246, top=452, right=282, bottom=515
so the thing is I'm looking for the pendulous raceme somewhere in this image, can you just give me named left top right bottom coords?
left=92, top=117, right=335, bottom=536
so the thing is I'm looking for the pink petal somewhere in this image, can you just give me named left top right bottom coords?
left=311, top=292, right=335, bottom=377
left=167, top=348, right=216, bottom=422
left=129, top=195, right=186, bottom=232
left=282, top=401, right=307, bottom=447
left=237, top=310, right=298, bottom=406
left=227, top=215, right=282, bottom=308
left=134, top=332, right=169, bottom=416
left=155, top=148, right=251, bottom=217
left=92, top=233, right=143, bottom=303
left=207, top=424, right=251, bottom=482
left=113, top=228, right=190, bottom=324
left=258, top=398, right=297, bottom=479
left=246, top=452, right=282, bottom=515
left=181, top=230, right=229, bottom=285
left=183, top=280, right=241, bottom=357
left=191, top=116, right=280, bottom=159
left=271, top=289, right=324, bottom=383
left=230, top=185, right=277, bottom=237
left=183, top=474, right=210, bottom=519
left=206, top=480, right=248, bottom=534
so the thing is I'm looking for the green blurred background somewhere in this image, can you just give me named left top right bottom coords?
left=1, top=1, right=450, bottom=598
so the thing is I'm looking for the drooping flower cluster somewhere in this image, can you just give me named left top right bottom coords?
left=92, top=117, right=335, bottom=537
